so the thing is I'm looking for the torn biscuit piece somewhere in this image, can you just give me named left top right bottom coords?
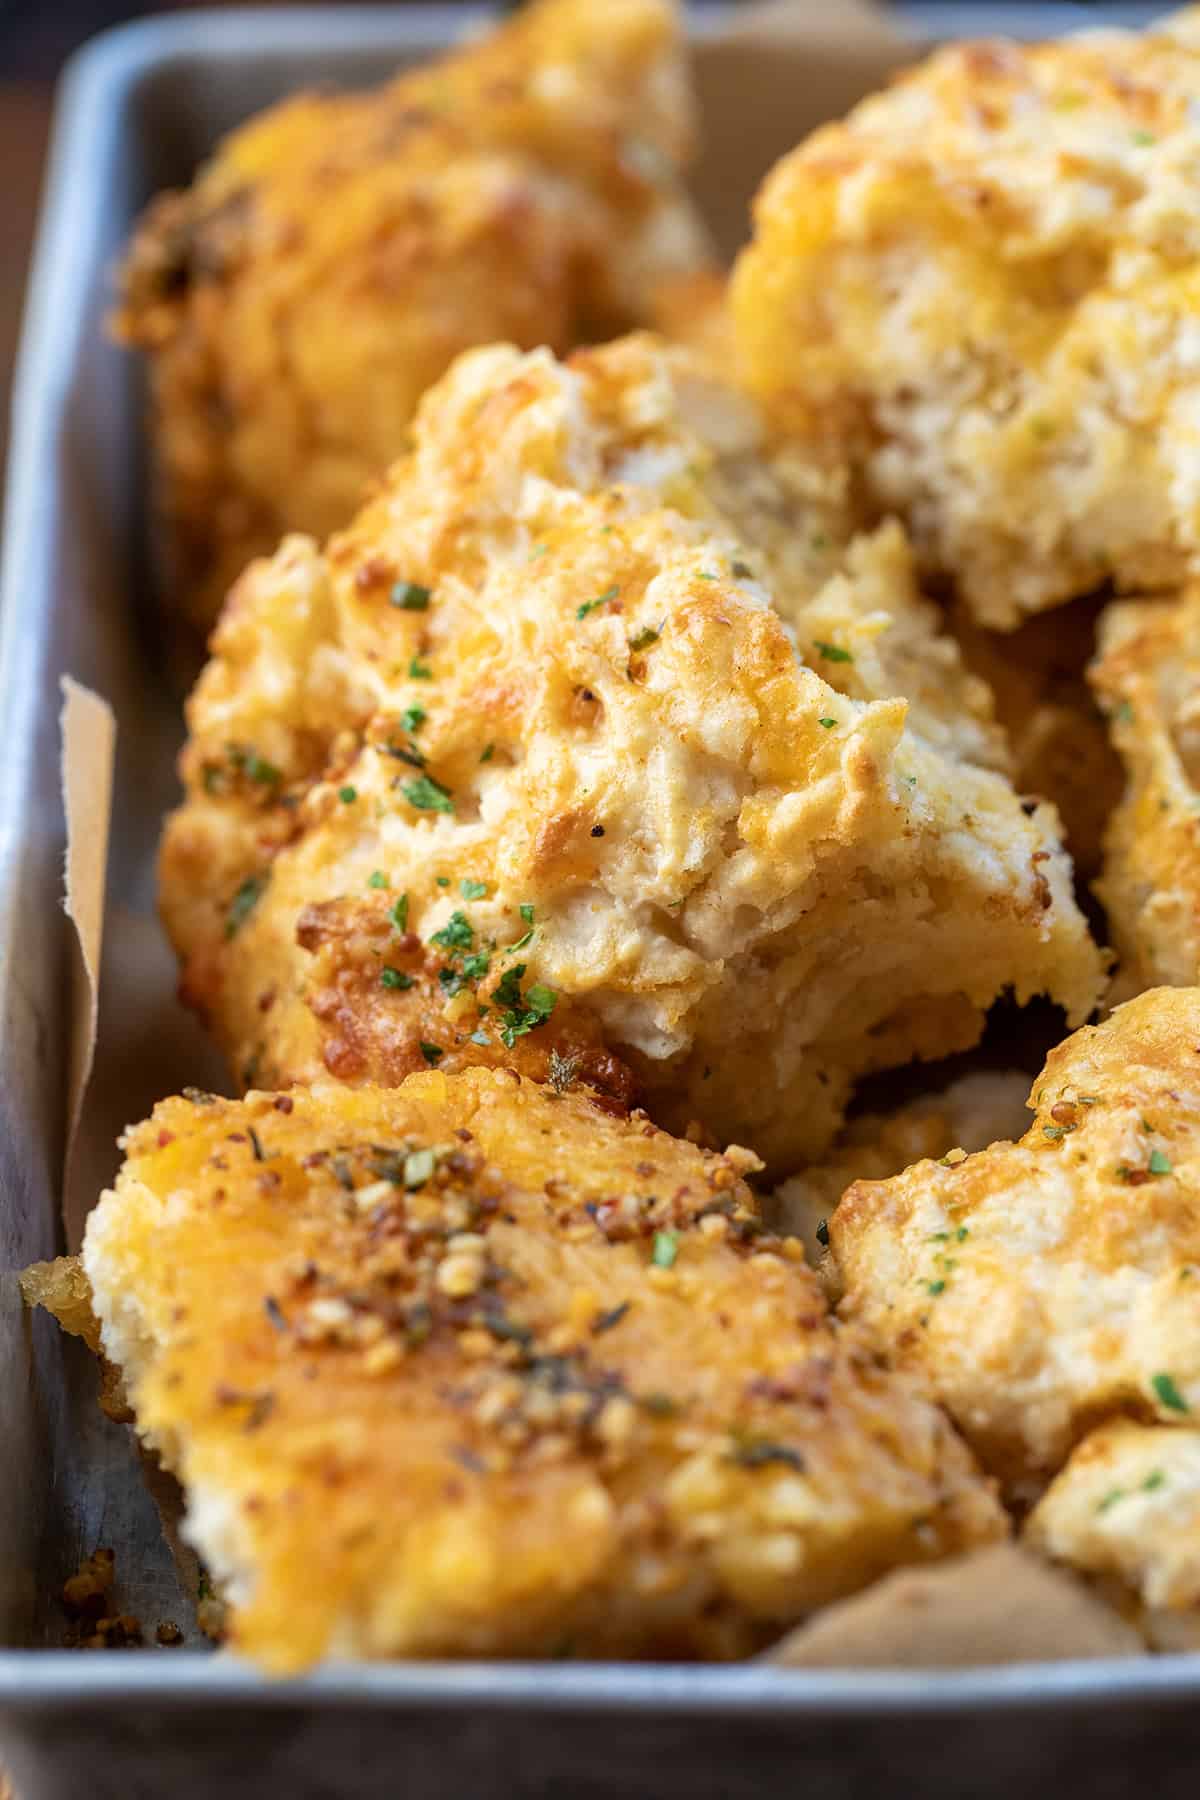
left=733, top=6, right=1200, bottom=626
left=832, top=988, right=1200, bottom=1486
left=160, top=332, right=1103, bottom=1171
left=80, top=1069, right=1004, bottom=1671
left=1026, top=1421, right=1200, bottom=1651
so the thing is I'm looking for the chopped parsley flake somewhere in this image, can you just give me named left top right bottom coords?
left=380, top=966, right=414, bottom=991
left=628, top=625, right=660, bottom=654
left=419, top=1042, right=444, bottom=1065
left=430, top=911, right=473, bottom=951
left=1113, top=699, right=1134, bottom=725
left=519, top=903, right=535, bottom=925
left=508, top=928, right=535, bottom=953
left=814, top=640, right=852, bottom=664
left=1149, top=1148, right=1172, bottom=1175
left=731, top=559, right=754, bottom=579
left=228, top=744, right=281, bottom=786
left=577, top=585, right=619, bottom=621
left=390, top=581, right=431, bottom=611
left=408, top=657, right=433, bottom=681
left=389, top=894, right=409, bottom=933
left=399, top=705, right=426, bottom=734
left=493, top=963, right=557, bottom=1046
left=460, top=878, right=488, bottom=901
left=367, top=870, right=389, bottom=889
left=338, top=785, right=357, bottom=804
left=1152, top=1372, right=1190, bottom=1414
left=1097, top=1488, right=1126, bottom=1514
left=461, top=950, right=491, bottom=981
left=1131, top=129, right=1156, bottom=146
left=1143, top=1469, right=1166, bottom=1493
left=926, top=1279, right=946, bottom=1296
left=818, top=717, right=837, bottom=730
left=696, top=570, right=717, bottom=581
left=436, top=876, right=450, bottom=887
left=402, top=774, right=453, bottom=814
left=956, top=1225, right=969, bottom=1242
left=480, top=743, right=495, bottom=763
left=652, top=1230, right=678, bottom=1269
left=225, top=873, right=267, bottom=939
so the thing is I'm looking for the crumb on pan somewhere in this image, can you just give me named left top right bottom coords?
left=81, top=1068, right=1005, bottom=1672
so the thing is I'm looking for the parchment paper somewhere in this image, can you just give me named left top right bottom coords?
left=59, top=677, right=115, bottom=1252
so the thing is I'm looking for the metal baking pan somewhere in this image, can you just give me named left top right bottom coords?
left=1, top=7, right=1197, bottom=1795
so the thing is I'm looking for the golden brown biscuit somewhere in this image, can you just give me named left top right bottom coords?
left=1090, top=586, right=1200, bottom=996
left=832, top=988, right=1200, bottom=1485
left=159, top=334, right=1103, bottom=1170
left=1027, top=1421, right=1200, bottom=1650
left=115, top=0, right=715, bottom=632
left=732, top=7, right=1200, bottom=626
left=80, top=1069, right=1004, bottom=1671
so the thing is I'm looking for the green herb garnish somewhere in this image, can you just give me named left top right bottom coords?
left=391, top=581, right=431, bottom=611
left=814, top=640, right=852, bottom=664
left=225, top=873, right=267, bottom=939
left=577, top=585, right=619, bottom=621
left=380, top=967, right=414, bottom=991
left=1152, top=1372, right=1190, bottom=1414
left=402, top=774, right=453, bottom=814
left=652, top=1231, right=678, bottom=1269
left=430, top=911, right=473, bottom=951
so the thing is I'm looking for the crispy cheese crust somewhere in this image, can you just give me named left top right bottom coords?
left=831, top=988, right=1200, bottom=1485
left=732, top=6, right=1200, bottom=626
left=81, top=1069, right=1003, bottom=1671
left=1027, top=1421, right=1200, bottom=1649
left=1090, top=586, right=1200, bottom=996
left=159, top=333, right=1103, bottom=1171
left=114, top=0, right=715, bottom=632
